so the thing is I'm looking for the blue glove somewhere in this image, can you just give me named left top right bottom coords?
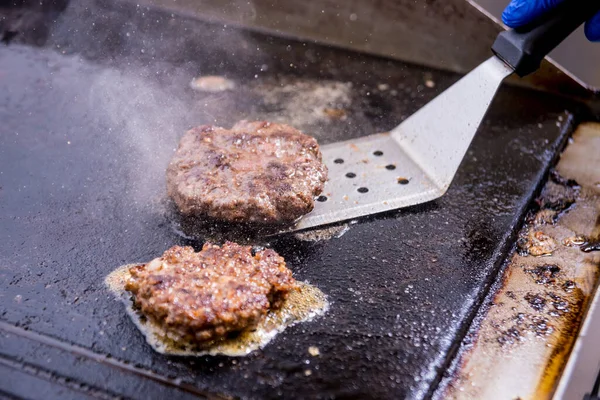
left=502, top=0, right=600, bottom=41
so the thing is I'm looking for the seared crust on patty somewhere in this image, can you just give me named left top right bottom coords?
left=125, top=243, right=297, bottom=344
left=166, top=121, right=328, bottom=224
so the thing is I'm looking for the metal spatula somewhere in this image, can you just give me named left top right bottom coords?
left=292, top=0, right=600, bottom=232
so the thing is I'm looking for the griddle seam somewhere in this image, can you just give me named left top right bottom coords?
left=0, top=354, right=121, bottom=400
left=0, top=388, right=24, bottom=400
left=425, top=114, right=580, bottom=399
left=0, top=321, right=229, bottom=400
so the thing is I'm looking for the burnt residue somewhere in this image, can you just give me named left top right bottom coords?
left=517, top=230, right=557, bottom=257
left=525, top=293, right=547, bottom=312
left=496, top=312, right=554, bottom=346
left=528, top=316, right=553, bottom=337
left=497, top=326, right=522, bottom=345
left=549, top=170, right=580, bottom=189
left=581, top=241, right=600, bottom=252
left=581, top=215, right=600, bottom=253
left=500, top=167, right=597, bottom=395
left=547, top=293, right=570, bottom=316
left=525, top=264, right=561, bottom=286
left=516, top=171, right=581, bottom=258
left=562, top=280, right=576, bottom=293
left=539, top=172, right=580, bottom=214
left=536, top=286, right=587, bottom=396
left=496, top=285, right=584, bottom=349
left=517, top=313, right=554, bottom=337
left=436, top=124, right=600, bottom=398
left=527, top=170, right=580, bottom=226
left=494, top=168, right=592, bottom=349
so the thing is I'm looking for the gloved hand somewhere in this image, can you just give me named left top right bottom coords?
left=502, top=0, right=600, bottom=41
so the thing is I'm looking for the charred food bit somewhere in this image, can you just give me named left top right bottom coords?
left=308, top=346, right=320, bottom=356
left=125, top=243, right=297, bottom=344
left=562, top=236, right=587, bottom=247
left=518, top=230, right=557, bottom=256
left=190, top=75, right=235, bottom=92
left=322, top=107, right=347, bottom=120
left=167, top=121, right=328, bottom=224
left=581, top=241, right=600, bottom=252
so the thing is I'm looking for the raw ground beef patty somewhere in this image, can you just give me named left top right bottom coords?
left=125, top=243, right=297, bottom=344
left=166, top=120, right=328, bottom=224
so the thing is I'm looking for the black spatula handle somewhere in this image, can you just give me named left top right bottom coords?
left=492, top=0, right=600, bottom=77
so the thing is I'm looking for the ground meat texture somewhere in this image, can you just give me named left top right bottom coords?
left=125, top=243, right=297, bottom=344
left=166, top=121, right=328, bottom=224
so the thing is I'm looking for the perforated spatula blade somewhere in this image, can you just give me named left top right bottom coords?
left=293, top=56, right=512, bottom=231
left=289, top=0, right=600, bottom=232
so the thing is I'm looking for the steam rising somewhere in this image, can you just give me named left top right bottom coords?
left=87, top=67, right=191, bottom=206
left=84, top=66, right=352, bottom=210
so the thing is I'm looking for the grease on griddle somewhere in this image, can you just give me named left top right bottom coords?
left=562, top=236, right=586, bottom=247
left=294, top=223, right=350, bottom=242
left=581, top=241, right=600, bottom=252
left=493, top=168, right=589, bottom=349
left=547, top=293, right=570, bottom=315
left=497, top=327, right=522, bottom=345
left=562, top=280, right=576, bottom=293
left=533, top=209, right=558, bottom=226
left=580, top=215, right=600, bottom=253
left=167, top=200, right=281, bottom=244
left=517, top=230, right=557, bottom=257
left=251, top=79, right=352, bottom=130
left=497, top=313, right=554, bottom=345
left=521, top=170, right=579, bottom=230
left=105, top=265, right=328, bottom=357
left=529, top=316, right=553, bottom=337
left=168, top=199, right=352, bottom=244
left=524, top=264, right=561, bottom=286
left=537, top=285, right=587, bottom=395
left=524, top=293, right=547, bottom=312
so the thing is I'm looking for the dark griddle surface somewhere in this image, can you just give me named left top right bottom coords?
left=0, top=2, right=586, bottom=399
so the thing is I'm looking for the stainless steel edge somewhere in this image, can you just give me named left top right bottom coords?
left=473, top=0, right=600, bottom=92
left=130, top=0, right=591, bottom=98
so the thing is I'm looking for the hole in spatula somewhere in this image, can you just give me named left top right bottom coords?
left=357, top=187, right=369, bottom=193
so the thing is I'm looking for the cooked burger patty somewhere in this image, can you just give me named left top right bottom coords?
left=125, top=243, right=296, bottom=344
left=166, top=121, right=328, bottom=224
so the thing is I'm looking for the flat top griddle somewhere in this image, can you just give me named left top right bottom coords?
left=0, top=1, right=588, bottom=399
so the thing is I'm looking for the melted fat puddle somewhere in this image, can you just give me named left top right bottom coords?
left=105, top=264, right=329, bottom=356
